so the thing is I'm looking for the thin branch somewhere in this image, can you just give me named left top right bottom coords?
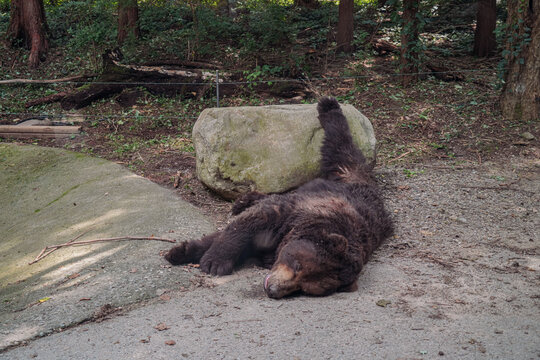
left=29, top=236, right=176, bottom=265
left=30, top=230, right=89, bottom=264
left=47, top=236, right=177, bottom=249
left=387, top=150, right=413, bottom=163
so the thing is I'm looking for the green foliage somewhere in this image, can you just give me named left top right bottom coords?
left=402, top=168, right=424, bottom=178
left=236, top=5, right=294, bottom=53
left=121, top=4, right=241, bottom=61
left=46, top=1, right=116, bottom=72
left=0, top=9, right=8, bottom=34
left=138, top=2, right=187, bottom=35
left=1, top=0, right=507, bottom=85
left=243, top=64, right=284, bottom=88
left=117, top=1, right=340, bottom=75
left=289, top=3, right=337, bottom=48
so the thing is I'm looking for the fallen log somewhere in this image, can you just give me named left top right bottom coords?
left=25, top=91, right=69, bottom=108
left=425, top=61, right=465, bottom=81
left=58, top=50, right=230, bottom=110
left=19, top=49, right=311, bottom=110
left=371, top=38, right=399, bottom=55
left=140, top=59, right=222, bottom=70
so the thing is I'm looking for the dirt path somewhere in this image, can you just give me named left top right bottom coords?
left=379, top=159, right=539, bottom=326
left=2, top=158, right=538, bottom=359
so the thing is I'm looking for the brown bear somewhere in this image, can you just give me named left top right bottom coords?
left=165, top=97, right=393, bottom=298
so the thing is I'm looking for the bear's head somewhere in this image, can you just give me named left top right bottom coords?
left=263, top=233, right=361, bottom=299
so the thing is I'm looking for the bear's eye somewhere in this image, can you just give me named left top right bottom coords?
left=293, top=260, right=302, bottom=273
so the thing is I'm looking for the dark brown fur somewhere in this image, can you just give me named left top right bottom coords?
left=165, top=97, right=393, bottom=298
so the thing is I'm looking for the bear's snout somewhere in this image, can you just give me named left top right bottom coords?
left=263, top=264, right=299, bottom=299
left=264, top=274, right=287, bottom=299
left=264, top=280, right=281, bottom=299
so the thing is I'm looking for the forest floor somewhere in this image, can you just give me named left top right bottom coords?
left=1, top=50, right=538, bottom=226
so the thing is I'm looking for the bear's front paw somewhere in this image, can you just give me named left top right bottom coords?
left=200, top=254, right=234, bottom=276
left=164, top=243, right=189, bottom=265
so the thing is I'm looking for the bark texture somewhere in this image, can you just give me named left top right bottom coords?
left=400, top=0, right=420, bottom=86
left=473, top=0, right=497, bottom=57
left=6, top=0, right=49, bottom=68
left=294, top=0, right=320, bottom=9
left=117, top=0, right=140, bottom=44
left=500, top=0, right=540, bottom=122
left=336, top=0, right=354, bottom=53
left=216, top=0, right=230, bottom=16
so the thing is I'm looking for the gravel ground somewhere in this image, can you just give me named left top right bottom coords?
left=2, top=158, right=539, bottom=360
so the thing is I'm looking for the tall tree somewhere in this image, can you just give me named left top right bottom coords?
left=216, top=0, right=230, bottom=16
left=6, top=0, right=49, bottom=68
left=294, top=0, right=320, bottom=9
left=500, top=0, right=539, bottom=121
left=400, top=0, right=421, bottom=86
left=118, top=0, right=140, bottom=45
left=473, top=0, right=497, bottom=57
left=336, top=0, right=354, bottom=53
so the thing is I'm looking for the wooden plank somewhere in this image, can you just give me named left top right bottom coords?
left=0, top=125, right=80, bottom=134
left=0, top=132, right=75, bottom=139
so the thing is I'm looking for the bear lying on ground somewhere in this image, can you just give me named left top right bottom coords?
left=165, top=97, right=394, bottom=298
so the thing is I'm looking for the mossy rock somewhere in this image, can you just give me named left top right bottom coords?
left=192, top=103, right=376, bottom=200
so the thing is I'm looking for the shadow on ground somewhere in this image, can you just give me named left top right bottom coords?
left=0, top=144, right=214, bottom=349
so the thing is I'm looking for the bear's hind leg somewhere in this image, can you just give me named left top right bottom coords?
left=200, top=199, right=289, bottom=275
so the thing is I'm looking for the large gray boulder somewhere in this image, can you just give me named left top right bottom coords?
left=193, top=103, right=376, bottom=199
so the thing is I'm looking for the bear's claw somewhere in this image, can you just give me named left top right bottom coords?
left=200, top=255, right=234, bottom=276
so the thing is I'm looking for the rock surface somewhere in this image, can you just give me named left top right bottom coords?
left=0, top=144, right=214, bottom=350
left=192, top=103, right=376, bottom=199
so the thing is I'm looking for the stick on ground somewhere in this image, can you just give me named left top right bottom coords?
left=29, top=236, right=176, bottom=265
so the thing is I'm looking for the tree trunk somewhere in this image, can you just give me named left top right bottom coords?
left=337, top=0, right=354, bottom=53
left=400, top=0, right=420, bottom=86
left=472, top=0, right=496, bottom=57
left=294, top=0, right=320, bottom=9
left=6, top=0, right=49, bottom=68
left=500, top=0, right=540, bottom=122
left=118, top=0, right=140, bottom=45
left=216, top=0, right=230, bottom=16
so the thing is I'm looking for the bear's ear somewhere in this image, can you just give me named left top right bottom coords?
left=339, top=259, right=362, bottom=287
left=326, top=233, right=349, bottom=253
